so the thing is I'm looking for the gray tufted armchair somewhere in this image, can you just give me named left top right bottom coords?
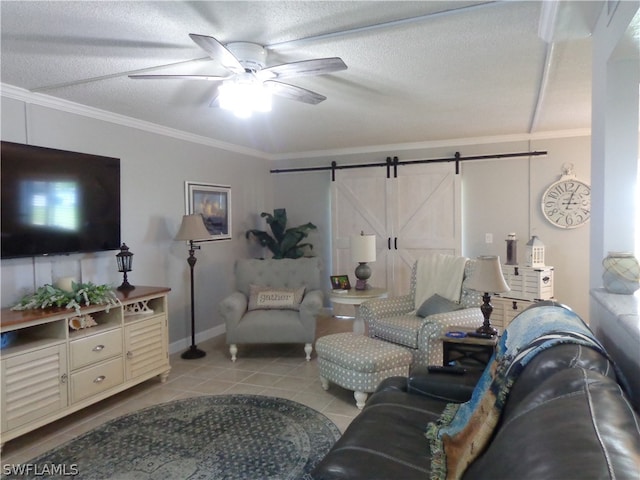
left=219, top=257, right=324, bottom=362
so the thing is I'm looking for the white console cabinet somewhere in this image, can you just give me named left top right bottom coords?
left=492, top=264, right=555, bottom=331
left=0, top=286, right=170, bottom=450
left=490, top=297, right=537, bottom=331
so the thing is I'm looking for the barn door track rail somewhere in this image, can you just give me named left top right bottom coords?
left=270, top=150, right=548, bottom=180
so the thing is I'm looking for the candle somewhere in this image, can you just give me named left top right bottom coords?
left=55, top=277, right=76, bottom=292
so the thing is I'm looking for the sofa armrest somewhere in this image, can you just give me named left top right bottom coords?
left=416, top=307, right=485, bottom=365
left=360, top=294, right=414, bottom=336
left=374, top=376, right=409, bottom=394
left=299, top=289, right=324, bottom=328
left=407, top=365, right=481, bottom=402
left=218, top=291, right=248, bottom=331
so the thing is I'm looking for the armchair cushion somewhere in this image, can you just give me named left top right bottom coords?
left=416, top=294, right=463, bottom=318
left=247, top=284, right=306, bottom=311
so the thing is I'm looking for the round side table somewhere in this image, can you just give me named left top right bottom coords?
left=329, top=287, right=388, bottom=334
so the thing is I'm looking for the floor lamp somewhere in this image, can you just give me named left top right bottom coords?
left=175, top=214, right=210, bottom=359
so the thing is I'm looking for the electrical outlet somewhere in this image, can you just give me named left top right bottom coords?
left=485, top=233, right=493, bottom=244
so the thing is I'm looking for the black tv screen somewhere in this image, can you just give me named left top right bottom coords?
left=1, top=141, right=121, bottom=259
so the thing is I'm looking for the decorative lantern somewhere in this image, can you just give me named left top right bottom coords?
left=116, top=243, right=135, bottom=291
left=526, top=236, right=545, bottom=267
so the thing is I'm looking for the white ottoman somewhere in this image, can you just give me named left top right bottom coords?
left=316, top=332, right=413, bottom=409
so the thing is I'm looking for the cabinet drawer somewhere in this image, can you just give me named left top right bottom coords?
left=70, top=329, right=123, bottom=370
left=501, top=265, right=554, bottom=301
left=503, top=299, right=534, bottom=327
left=70, top=357, right=124, bottom=403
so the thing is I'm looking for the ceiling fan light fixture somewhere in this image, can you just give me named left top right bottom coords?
left=131, top=34, right=346, bottom=112
left=218, top=76, right=272, bottom=118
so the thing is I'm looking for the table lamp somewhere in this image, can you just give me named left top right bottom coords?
left=466, top=255, right=510, bottom=336
left=351, top=232, right=376, bottom=290
left=175, top=214, right=210, bottom=359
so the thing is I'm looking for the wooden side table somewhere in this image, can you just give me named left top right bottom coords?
left=442, top=327, right=498, bottom=370
left=329, top=287, right=388, bottom=334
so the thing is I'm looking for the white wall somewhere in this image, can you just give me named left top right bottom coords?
left=1, top=95, right=272, bottom=351
left=271, top=134, right=592, bottom=320
left=590, top=1, right=640, bottom=287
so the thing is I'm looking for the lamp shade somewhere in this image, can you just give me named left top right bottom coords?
left=467, top=255, right=510, bottom=294
left=175, top=214, right=210, bottom=241
left=351, top=234, right=376, bottom=263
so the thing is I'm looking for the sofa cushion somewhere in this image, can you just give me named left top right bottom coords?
left=312, top=389, right=445, bottom=480
left=502, top=343, right=617, bottom=421
left=247, top=284, right=305, bottom=311
left=416, top=294, right=463, bottom=318
left=463, top=368, right=640, bottom=480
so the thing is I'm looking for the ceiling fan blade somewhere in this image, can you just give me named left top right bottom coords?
left=264, top=81, right=326, bottom=105
left=188, top=33, right=245, bottom=74
left=258, top=57, right=347, bottom=80
left=129, top=74, right=226, bottom=81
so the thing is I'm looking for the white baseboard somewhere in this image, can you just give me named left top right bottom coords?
left=169, top=323, right=226, bottom=355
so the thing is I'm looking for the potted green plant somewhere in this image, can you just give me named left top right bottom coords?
left=246, top=208, right=317, bottom=259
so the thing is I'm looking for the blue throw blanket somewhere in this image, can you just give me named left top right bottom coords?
left=426, top=305, right=615, bottom=480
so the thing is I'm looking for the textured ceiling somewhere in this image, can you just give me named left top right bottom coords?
left=0, top=1, right=613, bottom=158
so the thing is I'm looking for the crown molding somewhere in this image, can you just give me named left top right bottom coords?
left=2, top=83, right=591, bottom=163
left=0, top=83, right=270, bottom=160
left=271, top=129, right=592, bottom=161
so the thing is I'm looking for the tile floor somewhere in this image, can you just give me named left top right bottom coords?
left=1, top=315, right=361, bottom=467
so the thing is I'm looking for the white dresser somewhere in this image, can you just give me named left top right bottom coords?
left=0, top=286, right=171, bottom=450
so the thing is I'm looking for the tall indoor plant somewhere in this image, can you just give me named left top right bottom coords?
left=246, top=208, right=317, bottom=259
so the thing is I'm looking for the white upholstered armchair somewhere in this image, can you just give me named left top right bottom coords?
left=359, top=255, right=483, bottom=366
left=219, top=257, right=324, bottom=362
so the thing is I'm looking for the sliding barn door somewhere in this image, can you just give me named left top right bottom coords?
left=331, top=167, right=392, bottom=294
left=332, top=163, right=460, bottom=296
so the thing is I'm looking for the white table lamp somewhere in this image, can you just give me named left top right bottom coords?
left=351, top=232, right=376, bottom=290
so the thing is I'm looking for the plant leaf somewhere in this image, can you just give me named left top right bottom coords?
left=246, top=209, right=317, bottom=260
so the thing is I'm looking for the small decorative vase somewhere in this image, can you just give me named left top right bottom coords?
left=602, top=252, right=640, bottom=294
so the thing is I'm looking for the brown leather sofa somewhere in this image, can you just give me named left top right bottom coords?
left=311, top=306, right=640, bottom=479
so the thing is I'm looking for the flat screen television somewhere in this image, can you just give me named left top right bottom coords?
left=1, top=141, right=121, bottom=259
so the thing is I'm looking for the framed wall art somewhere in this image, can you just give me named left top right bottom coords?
left=185, top=182, right=232, bottom=241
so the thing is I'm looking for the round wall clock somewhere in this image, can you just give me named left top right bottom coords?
left=541, top=164, right=591, bottom=229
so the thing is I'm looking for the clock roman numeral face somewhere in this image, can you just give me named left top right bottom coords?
left=542, top=180, right=591, bottom=229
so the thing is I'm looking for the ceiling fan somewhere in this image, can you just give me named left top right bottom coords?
left=130, top=33, right=347, bottom=116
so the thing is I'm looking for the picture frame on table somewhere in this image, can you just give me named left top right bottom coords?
left=185, top=182, right=232, bottom=241
left=330, top=275, right=351, bottom=290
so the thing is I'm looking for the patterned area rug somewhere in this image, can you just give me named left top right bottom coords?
left=18, top=395, right=341, bottom=480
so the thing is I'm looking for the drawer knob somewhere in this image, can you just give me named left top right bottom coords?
left=94, top=375, right=106, bottom=384
left=60, top=373, right=68, bottom=384
left=93, top=344, right=105, bottom=352
left=126, top=351, right=133, bottom=359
